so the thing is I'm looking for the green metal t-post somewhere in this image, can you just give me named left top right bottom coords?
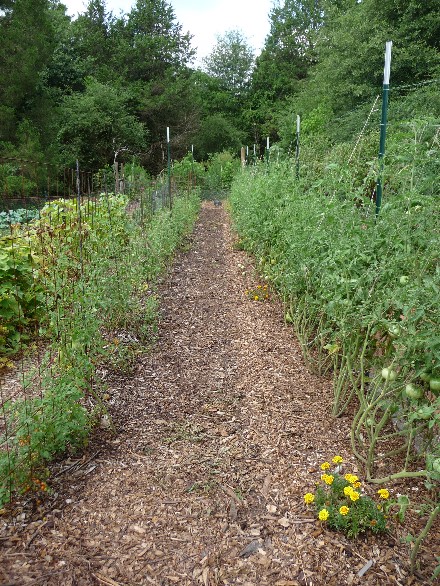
left=295, top=115, right=300, bottom=180
left=376, top=41, right=392, bottom=216
left=191, top=144, right=194, bottom=187
left=167, top=127, right=172, bottom=209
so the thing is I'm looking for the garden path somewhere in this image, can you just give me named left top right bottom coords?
left=1, top=202, right=429, bottom=585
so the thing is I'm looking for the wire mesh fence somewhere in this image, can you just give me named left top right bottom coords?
left=0, top=158, right=199, bottom=507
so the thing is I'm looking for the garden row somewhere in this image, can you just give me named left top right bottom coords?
left=229, top=121, right=439, bottom=574
left=0, top=189, right=200, bottom=506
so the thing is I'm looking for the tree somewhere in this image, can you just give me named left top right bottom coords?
left=116, top=0, right=194, bottom=82
left=58, top=79, right=148, bottom=169
left=43, top=2, right=91, bottom=95
left=304, top=0, right=440, bottom=116
left=193, top=113, right=244, bottom=160
left=202, top=30, right=254, bottom=96
left=69, top=0, right=116, bottom=83
left=0, top=0, right=54, bottom=144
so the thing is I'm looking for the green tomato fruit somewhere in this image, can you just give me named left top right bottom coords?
left=404, top=384, right=423, bottom=400
left=419, top=372, right=431, bottom=383
left=382, top=367, right=397, bottom=381
left=399, top=275, right=409, bottom=285
left=388, top=325, right=400, bottom=338
left=429, top=378, right=440, bottom=393
left=433, top=459, right=440, bottom=474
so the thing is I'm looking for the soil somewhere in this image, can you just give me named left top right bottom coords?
left=0, top=202, right=438, bottom=585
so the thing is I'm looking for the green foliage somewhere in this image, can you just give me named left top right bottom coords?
left=0, top=188, right=200, bottom=506
left=0, top=0, right=54, bottom=141
left=305, top=462, right=388, bottom=538
left=0, top=162, right=40, bottom=199
left=58, top=78, right=148, bottom=169
left=0, top=209, right=39, bottom=229
left=230, top=111, right=439, bottom=563
left=193, top=114, right=244, bottom=161
left=172, top=154, right=205, bottom=189
left=204, top=152, right=240, bottom=191
left=0, top=232, right=44, bottom=357
left=202, top=30, right=254, bottom=96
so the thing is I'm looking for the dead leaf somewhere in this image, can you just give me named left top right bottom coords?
left=278, top=517, right=290, bottom=528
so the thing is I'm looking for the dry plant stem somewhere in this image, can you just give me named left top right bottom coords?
left=333, top=362, right=353, bottom=417
left=367, top=469, right=428, bottom=484
left=350, top=405, right=368, bottom=464
left=410, top=505, right=439, bottom=574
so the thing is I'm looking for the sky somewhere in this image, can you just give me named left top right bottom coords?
left=62, top=0, right=273, bottom=64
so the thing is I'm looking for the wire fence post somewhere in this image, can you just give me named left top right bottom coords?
left=191, top=144, right=194, bottom=187
left=295, top=115, right=301, bottom=180
left=376, top=41, right=392, bottom=216
left=167, top=127, right=172, bottom=210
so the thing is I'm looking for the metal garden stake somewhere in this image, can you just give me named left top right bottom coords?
left=376, top=41, right=392, bottom=216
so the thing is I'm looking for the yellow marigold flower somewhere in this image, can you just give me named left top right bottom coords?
left=349, top=491, right=360, bottom=502
left=352, top=481, right=361, bottom=489
left=344, top=474, right=359, bottom=484
left=320, top=462, right=331, bottom=470
left=370, top=520, right=377, bottom=526
left=377, top=488, right=390, bottom=499
left=254, top=295, right=259, bottom=301
left=344, top=486, right=353, bottom=497
left=323, top=474, right=334, bottom=485
left=318, top=509, right=329, bottom=521
left=304, top=493, right=315, bottom=505
left=332, top=455, right=343, bottom=464
left=339, top=506, right=349, bottom=516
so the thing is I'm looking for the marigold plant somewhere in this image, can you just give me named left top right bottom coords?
left=304, top=457, right=388, bottom=537
left=245, top=284, right=270, bottom=302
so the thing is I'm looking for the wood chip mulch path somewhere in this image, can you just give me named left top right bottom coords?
left=0, top=202, right=436, bottom=585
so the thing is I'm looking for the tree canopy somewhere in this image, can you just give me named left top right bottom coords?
left=0, top=0, right=438, bottom=172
